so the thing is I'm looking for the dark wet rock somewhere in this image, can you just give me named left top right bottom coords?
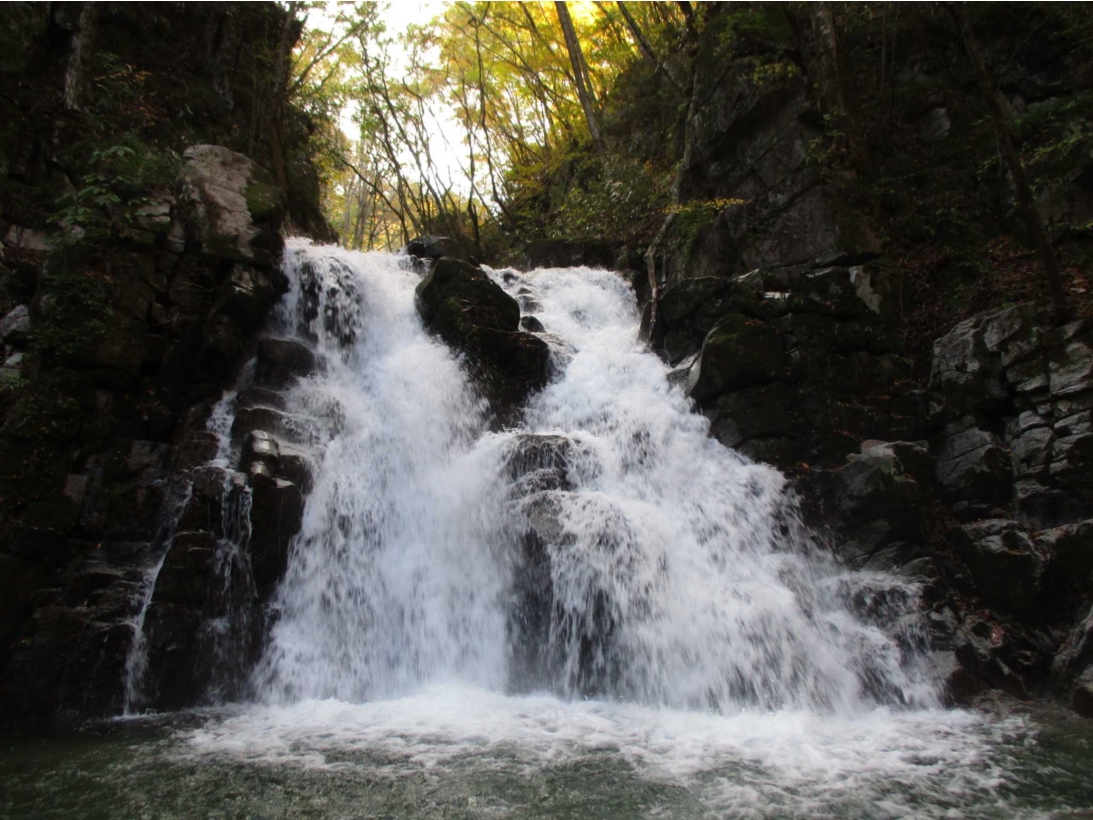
left=416, top=257, right=520, bottom=330
left=80, top=440, right=174, bottom=541
left=231, top=406, right=301, bottom=443
left=255, top=337, right=317, bottom=388
left=707, top=382, right=797, bottom=450
left=241, top=430, right=279, bottom=475
left=948, top=520, right=1043, bottom=612
left=236, top=386, right=288, bottom=411
left=815, top=441, right=933, bottom=564
left=172, top=431, right=220, bottom=473
left=152, top=531, right=219, bottom=607
left=212, top=264, right=281, bottom=331
left=175, top=467, right=241, bottom=535
left=200, top=314, right=247, bottom=380
left=505, top=434, right=574, bottom=494
left=248, top=473, right=304, bottom=598
left=275, top=443, right=316, bottom=495
left=416, top=258, right=548, bottom=406
left=523, top=239, right=622, bottom=271
left=520, top=315, right=546, bottom=333
left=688, top=315, right=786, bottom=401
left=404, top=235, right=465, bottom=262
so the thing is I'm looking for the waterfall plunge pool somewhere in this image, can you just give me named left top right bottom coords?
left=3, top=691, right=1093, bottom=819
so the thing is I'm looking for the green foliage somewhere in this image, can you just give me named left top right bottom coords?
left=51, top=140, right=180, bottom=238
left=31, top=251, right=114, bottom=361
left=2, top=369, right=89, bottom=440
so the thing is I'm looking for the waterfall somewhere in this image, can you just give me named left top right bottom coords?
left=249, top=240, right=934, bottom=714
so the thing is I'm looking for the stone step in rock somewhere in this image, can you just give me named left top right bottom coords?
left=255, top=337, right=318, bottom=389
left=230, top=406, right=315, bottom=445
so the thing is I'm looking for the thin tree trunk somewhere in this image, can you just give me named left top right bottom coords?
left=948, top=3, right=1068, bottom=322
left=617, top=1, right=685, bottom=93
left=555, top=1, right=606, bottom=156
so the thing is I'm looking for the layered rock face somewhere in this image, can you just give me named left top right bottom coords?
left=0, top=145, right=292, bottom=721
left=628, top=5, right=1093, bottom=716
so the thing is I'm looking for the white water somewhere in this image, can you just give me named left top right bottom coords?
left=182, top=241, right=1019, bottom=816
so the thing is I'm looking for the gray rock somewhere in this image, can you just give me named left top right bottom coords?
left=1054, top=605, right=1093, bottom=679
left=520, top=315, right=545, bottom=333
left=0, top=305, right=30, bottom=343
left=931, top=317, right=1007, bottom=414
left=1056, top=411, right=1092, bottom=437
left=1049, top=433, right=1093, bottom=485
left=178, top=145, right=283, bottom=264
left=949, top=520, right=1042, bottom=611
left=1010, top=426, right=1055, bottom=477
left=936, top=436, right=1012, bottom=503
left=1038, top=519, right=1093, bottom=587
left=1050, top=336, right=1093, bottom=398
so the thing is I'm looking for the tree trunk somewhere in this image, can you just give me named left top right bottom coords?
left=947, top=3, right=1069, bottom=323
left=554, top=1, right=606, bottom=156
left=63, top=3, right=99, bottom=111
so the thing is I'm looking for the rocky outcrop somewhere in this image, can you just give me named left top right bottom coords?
left=660, top=264, right=920, bottom=469
left=416, top=257, right=550, bottom=411
left=0, top=140, right=294, bottom=723
left=139, top=331, right=318, bottom=709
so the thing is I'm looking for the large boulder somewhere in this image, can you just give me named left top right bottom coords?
left=686, top=314, right=786, bottom=401
left=255, top=337, right=317, bottom=388
left=416, top=257, right=519, bottom=330
left=404, top=235, right=465, bottom=262
left=178, top=145, right=284, bottom=266
left=416, top=258, right=549, bottom=405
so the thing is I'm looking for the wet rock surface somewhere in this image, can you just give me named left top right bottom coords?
left=416, top=257, right=550, bottom=410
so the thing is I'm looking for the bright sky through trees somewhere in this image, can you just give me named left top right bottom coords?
left=290, top=0, right=687, bottom=251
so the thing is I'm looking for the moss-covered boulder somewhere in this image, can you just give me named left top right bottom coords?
left=688, top=315, right=787, bottom=401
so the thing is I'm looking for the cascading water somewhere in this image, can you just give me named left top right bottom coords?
left=17, top=239, right=1086, bottom=820
left=247, top=240, right=931, bottom=714
left=252, top=243, right=509, bottom=702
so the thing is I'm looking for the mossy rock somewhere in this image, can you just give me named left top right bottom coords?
left=689, top=314, right=787, bottom=401
left=415, top=258, right=519, bottom=331
left=244, top=178, right=285, bottom=221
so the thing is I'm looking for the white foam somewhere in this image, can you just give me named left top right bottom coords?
left=180, top=686, right=1027, bottom=818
